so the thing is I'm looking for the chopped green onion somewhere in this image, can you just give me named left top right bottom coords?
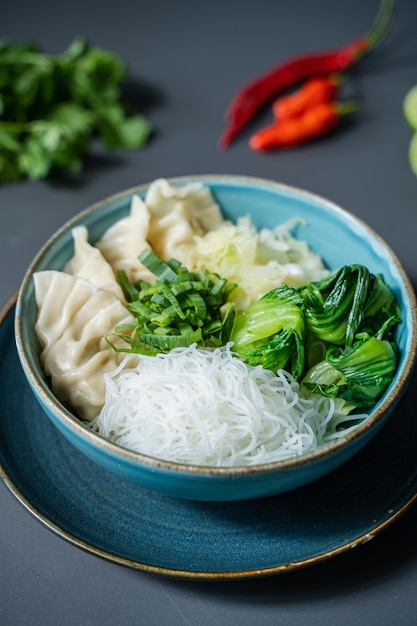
left=109, top=250, right=237, bottom=355
left=116, top=269, right=139, bottom=302
left=138, top=249, right=179, bottom=282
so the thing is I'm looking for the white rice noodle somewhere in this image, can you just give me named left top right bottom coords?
left=89, top=344, right=364, bottom=467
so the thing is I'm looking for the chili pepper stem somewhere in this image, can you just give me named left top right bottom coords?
left=334, top=100, right=361, bottom=116
left=365, top=0, right=395, bottom=51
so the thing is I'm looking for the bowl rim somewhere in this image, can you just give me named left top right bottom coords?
left=14, top=174, right=417, bottom=478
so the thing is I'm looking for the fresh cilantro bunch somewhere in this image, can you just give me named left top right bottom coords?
left=0, top=37, right=152, bottom=182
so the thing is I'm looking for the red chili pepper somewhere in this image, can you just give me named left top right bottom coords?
left=219, top=0, right=394, bottom=149
left=249, top=101, right=359, bottom=151
left=272, top=74, right=341, bottom=120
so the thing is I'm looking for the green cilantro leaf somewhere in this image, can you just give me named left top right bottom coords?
left=95, top=102, right=151, bottom=149
left=0, top=37, right=152, bottom=184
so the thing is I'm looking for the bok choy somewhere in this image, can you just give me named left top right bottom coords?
left=231, top=264, right=401, bottom=408
left=230, top=285, right=306, bottom=379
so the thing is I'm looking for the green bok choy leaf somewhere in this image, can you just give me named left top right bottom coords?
left=230, top=264, right=401, bottom=408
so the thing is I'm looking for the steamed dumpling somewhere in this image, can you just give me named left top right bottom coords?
left=94, top=180, right=225, bottom=284
left=95, top=194, right=154, bottom=284
left=34, top=270, right=135, bottom=421
left=145, top=178, right=224, bottom=263
left=64, top=225, right=125, bottom=301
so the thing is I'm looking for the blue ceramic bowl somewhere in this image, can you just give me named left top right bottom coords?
left=14, top=175, right=417, bottom=501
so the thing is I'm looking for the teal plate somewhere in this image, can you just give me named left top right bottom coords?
left=1, top=296, right=417, bottom=580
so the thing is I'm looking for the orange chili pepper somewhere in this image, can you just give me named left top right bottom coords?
left=272, top=75, right=341, bottom=120
left=249, top=101, right=359, bottom=151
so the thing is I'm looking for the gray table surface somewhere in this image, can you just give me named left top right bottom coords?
left=2, top=1, right=417, bottom=624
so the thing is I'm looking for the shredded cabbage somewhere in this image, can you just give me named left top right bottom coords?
left=185, top=216, right=329, bottom=310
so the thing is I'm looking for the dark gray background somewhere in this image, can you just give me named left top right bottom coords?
left=2, top=1, right=417, bottom=624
